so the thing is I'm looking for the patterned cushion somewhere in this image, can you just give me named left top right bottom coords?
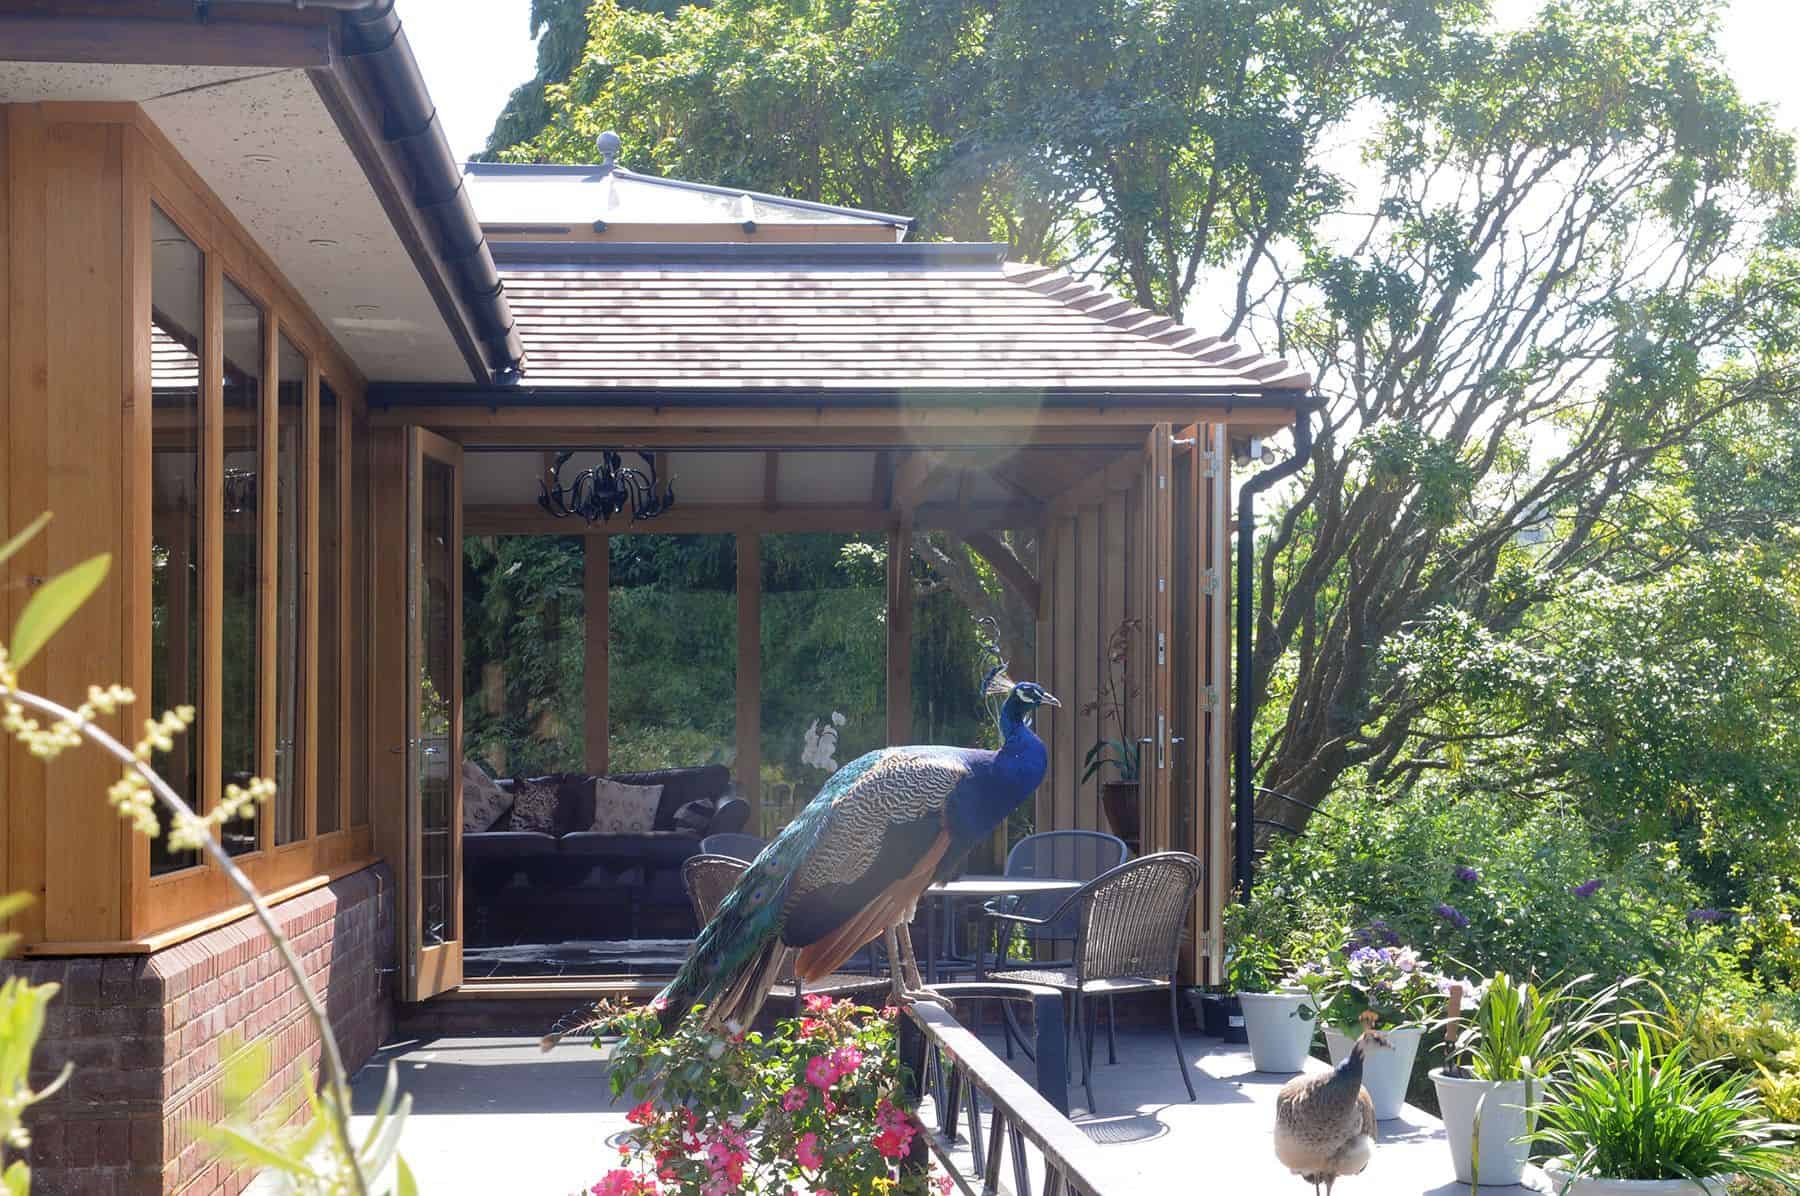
left=672, top=797, right=717, bottom=834
left=509, top=777, right=561, bottom=834
left=587, top=778, right=664, bottom=834
left=461, top=760, right=513, bottom=833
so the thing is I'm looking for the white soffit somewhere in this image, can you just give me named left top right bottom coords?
left=0, top=62, right=467, bottom=383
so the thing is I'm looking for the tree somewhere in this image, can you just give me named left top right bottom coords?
left=490, top=0, right=1800, bottom=843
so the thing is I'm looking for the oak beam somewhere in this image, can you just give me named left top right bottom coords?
left=584, top=536, right=610, bottom=774
left=736, top=534, right=762, bottom=827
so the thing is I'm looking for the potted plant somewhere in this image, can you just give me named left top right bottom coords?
left=1080, top=619, right=1142, bottom=845
left=1216, top=902, right=1315, bottom=1068
left=1298, top=926, right=1442, bottom=1119
left=1536, top=1031, right=1799, bottom=1194
left=1431, top=973, right=1633, bottom=1187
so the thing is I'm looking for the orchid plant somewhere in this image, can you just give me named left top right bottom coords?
left=585, top=995, right=952, bottom=1196
left=1296, top=924, right=1445, bottom=1033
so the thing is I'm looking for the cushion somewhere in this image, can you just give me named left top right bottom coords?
left=672, top=797, right=716, bottom=834
left=461, top=760, right=513, bottom=833
left=587, top=778, right=664, bottom=834
left=509, top=776, right=561, bottom=834
left=608, top=766, right=734, bottom=830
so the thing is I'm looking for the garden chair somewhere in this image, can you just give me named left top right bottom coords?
left=680, top=854, right=888, bottom=1017
left=986, top=852, right=1204, bottom=1112
left=699, top=831, right=767, bottom=862
left=979, top=830, right=1129, bottom=1059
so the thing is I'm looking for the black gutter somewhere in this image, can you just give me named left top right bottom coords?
left=366, top=382, right=1322, bottom=410
left=214, top=0, right=525, bottom=382
left=1235, top=407, right=1315, bottom=904
left=489, top=240, right=1005, bottom=270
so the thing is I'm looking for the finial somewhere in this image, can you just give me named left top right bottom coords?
left=597, top=130, right=622, bottom=169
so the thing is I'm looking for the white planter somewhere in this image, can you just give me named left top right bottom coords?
left=1430, top=1069, right=1534, bottom=1186
left=1543, top=1161, right=1734, bottom=1194
left=1238, top=989, right=1316, bottom=1073
left=1324, top=1024, right=1421, bottom=1120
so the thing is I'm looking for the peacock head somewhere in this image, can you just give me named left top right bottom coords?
left=1010, top=682, right=1060, bottom=710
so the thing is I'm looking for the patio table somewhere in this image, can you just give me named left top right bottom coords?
left=921, top=875, right=1083, bottom=985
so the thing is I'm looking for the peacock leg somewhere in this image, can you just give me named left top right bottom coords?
left=884, top=927, right=909, bottom=1009
left=892, top=922, right=955, bottom=1010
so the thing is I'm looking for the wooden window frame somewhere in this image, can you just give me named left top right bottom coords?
left=119, top=112, right=374, bottom=944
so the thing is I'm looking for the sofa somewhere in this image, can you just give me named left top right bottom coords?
left=463, top=764, right=750, bottom=944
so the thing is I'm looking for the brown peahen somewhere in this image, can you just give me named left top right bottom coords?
left=1273, top=1012, right=1385, bottom=1195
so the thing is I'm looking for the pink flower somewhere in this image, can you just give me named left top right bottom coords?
left=829, top=1045, right=864, bottom=1079
left=799, top=1017, right=825, bottom=1039
left=803, top=992, right=834, bottom=1014
left=590, top=1170, right=653, bottom=1196
left=806, top=1054, right=836, bottom=1090
left=626, top=1099, right=657, bottom=1126
left=649, top=995, right=669, bottom=1012
left=936, top=1175, right=954, bottom=1196
left=797, top=1131, right=825, bottom=1170
left=872, top=1099, right=917, bottom=1158
left=781, top=1084, right=808, bottom=1112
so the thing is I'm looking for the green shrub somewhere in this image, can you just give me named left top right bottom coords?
left=1251, top=784, right=1747, bottom=1004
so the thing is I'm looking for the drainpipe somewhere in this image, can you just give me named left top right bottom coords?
left=1235, top=405, right=1315, bottom=903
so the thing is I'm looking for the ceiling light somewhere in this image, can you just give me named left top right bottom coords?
left=243, top=153, right=277, bottom=165
left=309, top=238, right=340, bottom=249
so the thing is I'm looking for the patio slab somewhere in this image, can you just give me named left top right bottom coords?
left=348, top=1027, right=1552, bottom=1195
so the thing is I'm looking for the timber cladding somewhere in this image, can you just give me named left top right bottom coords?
left=0, top=863, right=394, bottom=1196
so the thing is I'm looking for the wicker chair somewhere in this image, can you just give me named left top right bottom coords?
left=699, top=831, right=767, bottom=862
left=680, top=854, right=888, bottom=1017
left=986, top=852, right=1204, bottom=1111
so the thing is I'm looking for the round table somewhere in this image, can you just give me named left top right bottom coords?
left=920, top=875, right=1083, bottom=984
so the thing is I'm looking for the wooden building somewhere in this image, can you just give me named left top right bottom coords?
left=0, top=5, right=1312, bottom=1192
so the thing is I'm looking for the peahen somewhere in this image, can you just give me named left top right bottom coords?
left=650, top=672, right=1058, bottom=1034
left=1273, top=1012, right=1385, bottom=1195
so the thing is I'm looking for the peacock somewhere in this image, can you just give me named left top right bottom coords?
left=649, top=672, right=1058, bottom=1034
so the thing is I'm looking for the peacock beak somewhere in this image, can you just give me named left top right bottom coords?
left=1038, top=691, right=1062, bottom=708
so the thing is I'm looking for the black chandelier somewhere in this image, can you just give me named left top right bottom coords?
left=537, top=450, right=675, bottom=525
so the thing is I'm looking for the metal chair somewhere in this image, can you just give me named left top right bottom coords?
left=699, top=831, right=767, bottom=862
left=680, top=853, right=888, bottom=1017
left=986, top=852, right=1204, bottom=1112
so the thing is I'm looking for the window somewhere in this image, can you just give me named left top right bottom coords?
left=219, top=276, right=264, bottom=856
left=609, top=534, right=737, bottom=773
left=273, top=333, right=306, bottom=845
left=148, top=206, right=205, bottom=876
left=758, top=533, right=885, bottom=834
left=317, top=379, right=341, bottom=835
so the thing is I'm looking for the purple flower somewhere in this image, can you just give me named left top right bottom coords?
left=1348, top=946, right=1382, bottom=968
left=1434, top=902, right=1470, bottom=929
left=1687, top=908, right=1727, bottom=925
left=1454, top=866, right=1480, bottom=884
left=1571, top=879, right=1603, bottom=898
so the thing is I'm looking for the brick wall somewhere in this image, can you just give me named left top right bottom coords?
left=2, top=863, right=394, bottom=1196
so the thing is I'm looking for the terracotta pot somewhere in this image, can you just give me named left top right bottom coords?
left=1431, top=1069, right=1535, bottom=1186
left=1100, top=780, right=1140, bottom=843
left=1324, top=1024, right=1422, bottom=1120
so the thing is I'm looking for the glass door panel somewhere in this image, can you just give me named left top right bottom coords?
left=406, top=428, right=463, bottom=998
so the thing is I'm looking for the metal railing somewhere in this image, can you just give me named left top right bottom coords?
left=897, top=987, right=1137, bottom=1196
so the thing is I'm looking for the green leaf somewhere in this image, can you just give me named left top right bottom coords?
left=3, top=1158, right=30, bottom=1196
left=9, top=553, right=110, bottom=670
left=192, top=1124, right=310, bottom=1177
left=0, top=513, right=51, bottom=568
left=396, top=1154, right=419, bottom=1196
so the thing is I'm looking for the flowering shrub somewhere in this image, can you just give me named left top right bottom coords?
left=1297, top=927, right=1445, bottom=1032
left=584, top=995, right=953, bottom=1196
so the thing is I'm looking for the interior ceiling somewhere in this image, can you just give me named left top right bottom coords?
left=461, top=450, right=1027, bottom=509
left=0, top=62, right=467, bottom=383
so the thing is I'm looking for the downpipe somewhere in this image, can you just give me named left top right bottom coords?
left=1234, top=406, right=1315, bottom=903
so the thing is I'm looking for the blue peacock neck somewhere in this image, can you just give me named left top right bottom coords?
left=950, top=692, right=1048, bottom=842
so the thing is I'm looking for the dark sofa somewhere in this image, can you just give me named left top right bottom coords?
left=463, top=765, right=749, bottom=944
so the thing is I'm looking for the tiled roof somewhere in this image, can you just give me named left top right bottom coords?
left=491, top=242, right=1311, bottom=396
